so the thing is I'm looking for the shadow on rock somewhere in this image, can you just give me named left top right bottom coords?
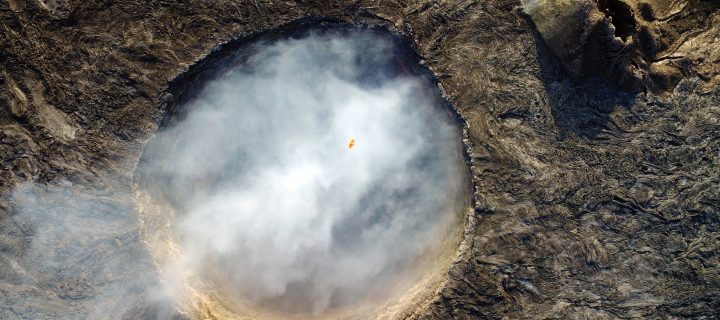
left=529, top=23, right=639, bottom=141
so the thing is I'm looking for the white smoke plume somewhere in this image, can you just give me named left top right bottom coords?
left=1, top=28, right=465, bottom=319
left=141, top=29, right=464, bottom=313
left=6, top=182, right=177, bottom=319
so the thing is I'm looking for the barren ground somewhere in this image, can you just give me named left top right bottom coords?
left=1, top=0, right=719, bottom=319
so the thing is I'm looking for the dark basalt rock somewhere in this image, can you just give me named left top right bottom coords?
left=1, top=0, right=719, bottom=319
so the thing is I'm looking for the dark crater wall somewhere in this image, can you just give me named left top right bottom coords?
left=134, top=19, right=471, bottom=317
left=138, top=17, right=470, bottom=212
left=0, top=1, right=719, bottom=319
left=153, top=18, right=465, bottom=141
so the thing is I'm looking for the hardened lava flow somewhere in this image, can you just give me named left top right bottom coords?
left=1, top=1, right=718, bottom=319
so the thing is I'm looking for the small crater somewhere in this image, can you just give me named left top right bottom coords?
left=598, top=0, right=638, bottom=40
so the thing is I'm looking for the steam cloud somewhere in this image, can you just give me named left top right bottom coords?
left=142, top=30, right=464, bottom=312
left=3, top=28, right=464, bottom=318
left=7, top=183, right=176, bottom=319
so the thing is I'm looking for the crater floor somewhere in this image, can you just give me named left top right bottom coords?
left=135, top=24, right=469, bottom=318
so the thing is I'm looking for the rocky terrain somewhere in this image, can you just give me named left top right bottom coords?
left=0, top=0, right=718, bottom=319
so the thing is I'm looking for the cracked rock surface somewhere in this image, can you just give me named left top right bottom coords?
left=0, top=0, right=718, bottom=319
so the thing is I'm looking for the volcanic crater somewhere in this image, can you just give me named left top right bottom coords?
left=0, top=1, right=718, bottom=319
